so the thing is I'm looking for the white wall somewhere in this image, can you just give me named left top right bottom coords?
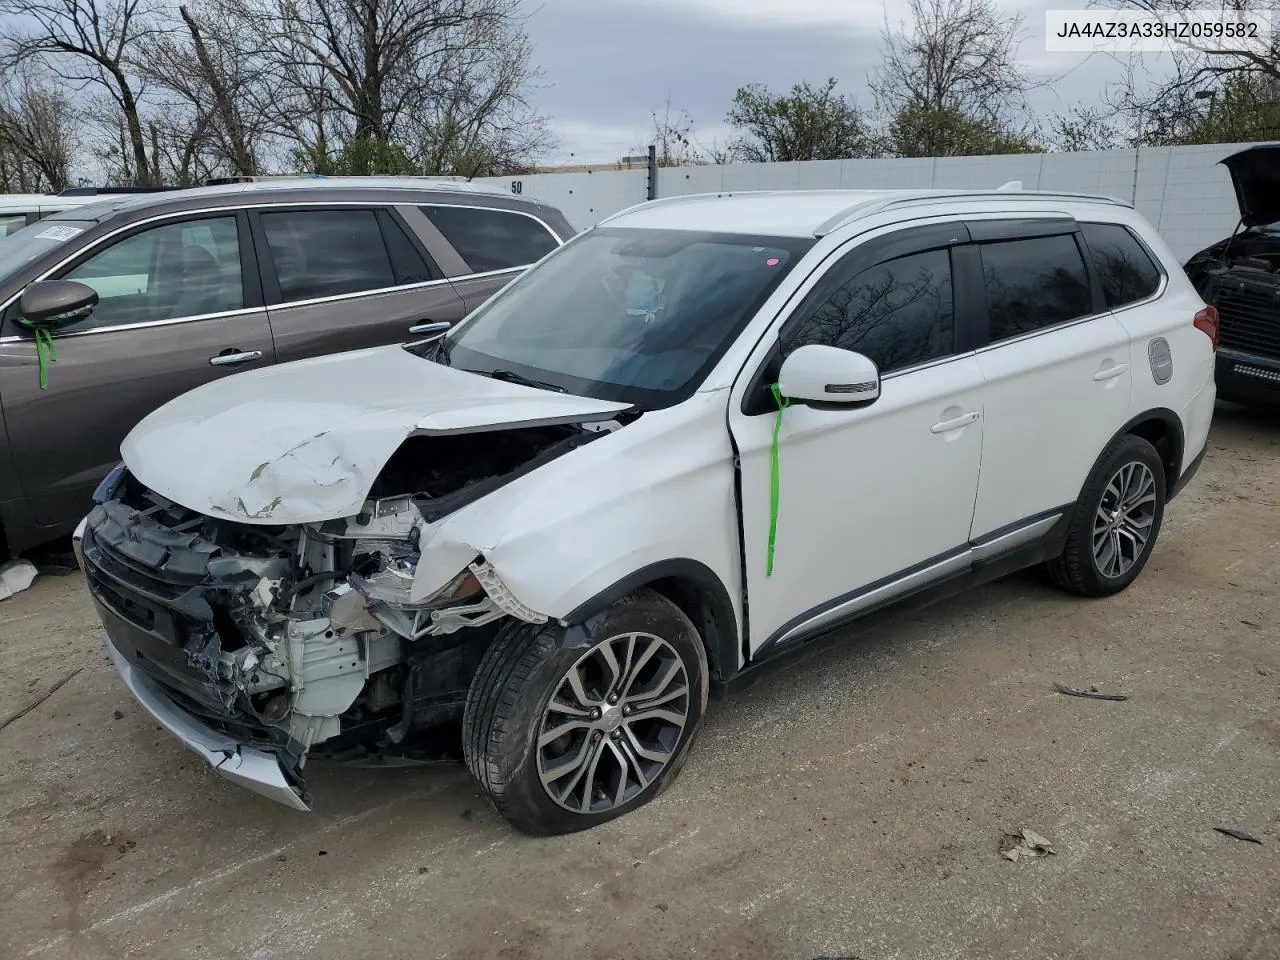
left=477, top=141, right=1274, bottom=261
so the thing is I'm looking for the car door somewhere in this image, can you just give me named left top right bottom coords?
left=0, top=211, right=274, bottom=531
left=728, top=223, right=986, bottom=656
left=965, top=220, right=1134, bottom=541
left=252, top=206, right=467, bottom=363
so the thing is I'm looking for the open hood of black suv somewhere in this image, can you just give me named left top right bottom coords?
left=1221, top=145, right=1280, bottom=227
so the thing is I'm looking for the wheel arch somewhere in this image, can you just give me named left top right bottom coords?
left=1114, top=408, right=1184, bottom=495
left=562, top=559, right=740, bottom=684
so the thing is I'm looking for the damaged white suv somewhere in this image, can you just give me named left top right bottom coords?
left=76, top=187, right=1217, bottom=834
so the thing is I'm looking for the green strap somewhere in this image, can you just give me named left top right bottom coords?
left=766, top=383, right=790, bottom=577
left=34, top=329, right=56, bottom=390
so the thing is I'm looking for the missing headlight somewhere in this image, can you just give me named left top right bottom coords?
left=349, top=540, right=481, bottom=610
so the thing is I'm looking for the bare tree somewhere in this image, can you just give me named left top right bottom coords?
left=1046, top=104, right=1126, bottom=151
left=626, top=99, right=726, bottom=168
left=133, top=0, right=296, bottom=181
left=239, top=0, right=549, bottom=171
left=871, top=0, right=1038, bottom=156
left=0, top=66, right=76, bottom=190
left=407, top=19, right=553, bottom=176
left=0, top=0, right=165, bottom=183
left=1097, top=0, right=1280, bottom=144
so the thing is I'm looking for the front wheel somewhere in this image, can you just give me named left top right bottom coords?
left=1047, top=433, right=1167, bottom=597
left=462, top=589, right=709, bottom=835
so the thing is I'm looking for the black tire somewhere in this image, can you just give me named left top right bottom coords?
left=462, top=588, right=709, bottom=836
left=1047, top=433, right=1167, bottom=597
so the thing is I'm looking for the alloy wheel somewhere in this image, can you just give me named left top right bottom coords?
left=536, top=631, right=690, bottom=814
left=1092, top=460, right=1158, bottom=579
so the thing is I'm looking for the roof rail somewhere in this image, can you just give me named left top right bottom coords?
left=814, top=189, right=1132, bottom=236
left=57, top=186, right=180, bottom=196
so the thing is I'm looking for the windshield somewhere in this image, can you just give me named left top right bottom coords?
left=0, top=219, right=93, bottom=285
left=426, top=227, right=813, bottom=408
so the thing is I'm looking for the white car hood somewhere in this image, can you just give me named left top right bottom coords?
left=121, top=345, right=630, bottom=524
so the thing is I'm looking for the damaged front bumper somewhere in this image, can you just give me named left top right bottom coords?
left=104, top=633, right=310, bottom=810
left=76, top=464, right=551, bottom=811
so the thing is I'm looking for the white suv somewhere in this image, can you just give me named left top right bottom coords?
left=75, top=187, right=1217, bottom=834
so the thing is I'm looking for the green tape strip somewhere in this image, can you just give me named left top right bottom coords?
left=34, top=329, right=56, bottom=390
left=766, top=383, right=790, bottom=577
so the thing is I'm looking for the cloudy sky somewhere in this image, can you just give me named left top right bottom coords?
left=520, top=0, right=1151, bottom=163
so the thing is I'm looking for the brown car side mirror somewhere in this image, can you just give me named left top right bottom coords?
left=18, top=280, right=99, bottom=331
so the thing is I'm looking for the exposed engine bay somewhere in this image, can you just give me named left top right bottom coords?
left=79, top=422, right=614, bottom=792
left=1185, top=228, right=1280, bottom=290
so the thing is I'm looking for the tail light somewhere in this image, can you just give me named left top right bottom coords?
left=1194, top=305, right=1219, bottom=351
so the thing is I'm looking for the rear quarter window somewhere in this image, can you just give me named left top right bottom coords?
left=1081, top=222, right=1163, bottom=308
left=422, top=205, right=559, bottom=273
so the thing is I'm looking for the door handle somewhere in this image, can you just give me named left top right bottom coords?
left=408, top=321, right=451, bottom=336
left=1093, top=361, right=1129, bottom=381
left=931, top=411, right=980, bottom=434
left=209, top=350, right=263, bottom=367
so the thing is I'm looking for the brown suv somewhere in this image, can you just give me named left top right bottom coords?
left=0, top=178, right=574, bottom=558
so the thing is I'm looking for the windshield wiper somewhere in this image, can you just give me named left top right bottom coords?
left=482, top=369, right=568, bottom=393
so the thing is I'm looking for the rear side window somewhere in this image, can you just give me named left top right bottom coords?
left=980, top=235, right=1092, bottom=342
left=260, top=208, right=434, bottom=303
left=423, top=205, right=558, bottom=273
left=1081, top=222, right=1162, bottom=308
left=784, top=248, right=955, bottom=374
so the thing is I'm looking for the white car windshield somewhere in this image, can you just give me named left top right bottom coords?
left=423, top=227, right=814, bottom=408
left=0, top=219, right=93, bottom=286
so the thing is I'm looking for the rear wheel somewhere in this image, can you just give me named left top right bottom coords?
left=462, top=589, right=709, bottom=835
left=1048, top=434, right=1166, bottom=597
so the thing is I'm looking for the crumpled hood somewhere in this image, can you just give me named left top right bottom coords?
left=122, top=345, right=629, bottom=524
left=1221, top=145, right=1280, bottom=227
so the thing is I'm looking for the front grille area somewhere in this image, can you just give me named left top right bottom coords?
left=83, top=472, right=293, bottom=744
left=1212, top=280, right=1280, bottom=360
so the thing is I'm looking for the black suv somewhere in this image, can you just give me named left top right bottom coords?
left=1184, top=145, right=1280, bottom=409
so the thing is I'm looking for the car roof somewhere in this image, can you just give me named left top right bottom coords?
left=0, top=193, right=124, bottom=213
left=35, top=176, right=539, bottom=225
left=600, top=188, right=1134, bottom=238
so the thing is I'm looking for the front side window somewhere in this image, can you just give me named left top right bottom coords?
left=424, top=227, right=813, bottom=408
left=424, top=206, right=559, bottom=273
left=783, top=248, right=955, bottom=374
left=61, top=216, right=243, bottom=331
left=1081, top=222, right=1162, bottom=308
left=980, top=234, right=1092, bottom=342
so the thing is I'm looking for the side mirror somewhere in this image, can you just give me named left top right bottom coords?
left=17, top=280, right=99, bottom=331
left=777, top=343, right=881, bottom=406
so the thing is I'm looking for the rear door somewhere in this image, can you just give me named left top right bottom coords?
left=0, top=211, right=275, bottom=530
left=252, top=206, right=467, bottom=363
left=418, top=204, right=562, bottom=311
left=965, top=219, right=1134, bottom=540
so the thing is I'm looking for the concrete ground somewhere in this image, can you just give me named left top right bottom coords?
left=1, top=404, right=1278, bottom=960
